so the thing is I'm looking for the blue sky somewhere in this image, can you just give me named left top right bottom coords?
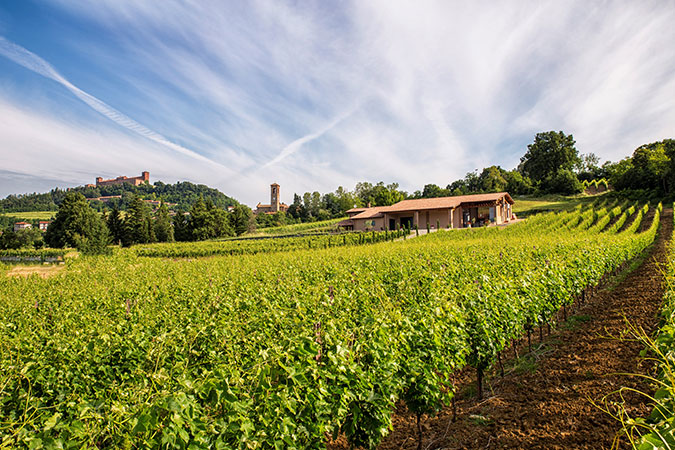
left=1, top=1, right=674, bottom=206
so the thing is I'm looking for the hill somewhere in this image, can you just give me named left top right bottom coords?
left=0, top=180, right=239, bottom=213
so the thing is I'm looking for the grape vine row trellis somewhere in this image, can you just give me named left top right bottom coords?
left=0, top=202, right=661, bottom=449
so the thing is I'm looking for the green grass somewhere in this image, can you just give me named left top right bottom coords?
left=468, top=414, right=493, bottom=426
left=0, top=211, right=56, bottom=220
left=563, top=314, right=592, bottom=330
left=250, top=217, right=347, bottom=236
left=512, top=193, right=606, bottom=216
left=511, top=354, right=538, bottom=375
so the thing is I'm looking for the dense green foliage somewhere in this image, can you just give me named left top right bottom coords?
left=0, top=181, right=238, bottom=213
left=0, top=228, right=44, bottom=250
left=286, top=183, right=404, bottom=222
left=519, top=131, right=580, bottom=185
left=0, top=200, right=661, bottom=449
left=44, top=192, right=109, bottom=255
left=608, top=139, right=675, bottom=196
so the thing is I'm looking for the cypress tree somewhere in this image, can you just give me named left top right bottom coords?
left=154, top=201, right=174, bottom=242
left=122, top=195, right=151, bottom=246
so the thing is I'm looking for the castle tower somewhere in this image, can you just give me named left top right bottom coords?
left=270, top=183, right=280, bottom=213
left=141, top=171, right=150, bottom=182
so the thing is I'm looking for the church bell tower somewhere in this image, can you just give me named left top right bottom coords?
left=271, top=183, right=280, bottom=212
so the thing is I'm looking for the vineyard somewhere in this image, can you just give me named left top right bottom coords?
left=134, top=229, right=406, bottom=258
left=0, top=248, right=67, bottom=264
left=257, top=218, right=347, bottom=235
left=0, top=200, right=666, bottom=449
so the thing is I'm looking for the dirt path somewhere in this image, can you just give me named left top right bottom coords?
left=6, top=264, right=65, bottom=278
left=336, top=208, right=672, bottom=450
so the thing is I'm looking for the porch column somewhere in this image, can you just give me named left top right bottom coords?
left=450, top=208, right=453, bottom=229
left=413, top=210, right=419, bottom=228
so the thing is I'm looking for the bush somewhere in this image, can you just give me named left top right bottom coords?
left=541, top=169, right=583, bottom=195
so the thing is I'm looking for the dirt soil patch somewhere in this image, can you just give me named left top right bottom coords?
left=6, top=264, right=65, bottom=279
left=330, top=208, right=672, bottom=450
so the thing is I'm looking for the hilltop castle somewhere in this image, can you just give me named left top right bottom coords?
left=255, top=183, right=289, bottom=214
left=93, top=171, right=150, bottom=187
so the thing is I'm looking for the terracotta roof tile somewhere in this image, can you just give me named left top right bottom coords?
left=350, top=192, right=514, bottom=218
left=379, top=192, right=513, bottom=213
left=350, top=207, right=388, bottom=219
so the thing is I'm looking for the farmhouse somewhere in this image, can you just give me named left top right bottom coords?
left=38, top=221, right=51, bottom=231
left=95, top=171, right=150, bottom=187
left=255, top=183, right=289, bottom=214
left=341, top=192, right=514, bottom=232
left=13, top=222, right=32, bottom=232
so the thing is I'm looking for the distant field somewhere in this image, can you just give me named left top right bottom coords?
left=0, top=211, right=56, bottom=220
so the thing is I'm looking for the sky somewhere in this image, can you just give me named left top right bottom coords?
left=1, top=1, right=674, bottom=206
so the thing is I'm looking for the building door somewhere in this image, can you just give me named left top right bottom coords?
left=389, top=218, right=396, bottom=230
left=400, top=217, right=413, bottom=230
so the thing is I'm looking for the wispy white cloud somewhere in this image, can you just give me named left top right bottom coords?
left=0, top=36, right=231, bottom=172
left=261, top=106, right=358, bottom=169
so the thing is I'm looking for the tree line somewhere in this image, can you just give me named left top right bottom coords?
left=273, top=132, right=674, bottom=225
left=36, top=192, right=253, bottom=254
left=0, top=180, right=238, bottom=213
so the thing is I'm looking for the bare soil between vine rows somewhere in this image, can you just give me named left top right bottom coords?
left=330, top=208, right=672, bottom=450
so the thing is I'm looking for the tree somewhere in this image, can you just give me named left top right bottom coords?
left=0, top=228, right=43, bottom=250
left=333, top=186, right=358, bottom=214
left=44, top=192, right=110, bottom=254
left=188, top=196, right=232, bottom=240
left=540, top=168, right=583, bottom=195
left=230, top=204, right=253, bottom=236
left=122, top=195, right=151, bottom=246
left=478, top=166, right=508, bottom=192
left=611, top=140, right=674, bottom=194
left=421, top=184, right=450, bottom=198
left=519, top=131, right=580, bottom=184
left=172, top=213, right=191, bottom=241
left=153, top=201, right=174, bottom=242
left=503, top=170, right=533, bottom=195
left=106, top=206, right=124, bottom=244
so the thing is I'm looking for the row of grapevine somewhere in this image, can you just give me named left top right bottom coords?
left=259, top=218, right=347, bottom=235
left=627, top=204, right=675, bottom=449
left=0, top=205, right=661, bottom=449
left=135, top=229, right=407, bottom=258
left=0, top=248, right=67, bottom=263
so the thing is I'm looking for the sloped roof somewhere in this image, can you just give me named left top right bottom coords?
left=351, top=207, right=388, bottom=220
left=346, top=207, right=367, bottom=214
left=381, top=192, right=513, bottom=213
left=350, top=192, right=514, bottom=218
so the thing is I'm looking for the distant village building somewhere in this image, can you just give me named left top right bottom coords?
left=13, top=222, right=32, bottom=232
left=255, top=183, right=289, bottom=214
left=95, top=171, right=150, bottom=187
left=338, top=192, right=515, bottom=232
left=86, top=195, right=122, bottom=203
left=38, top=221, right=51, bottom=231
